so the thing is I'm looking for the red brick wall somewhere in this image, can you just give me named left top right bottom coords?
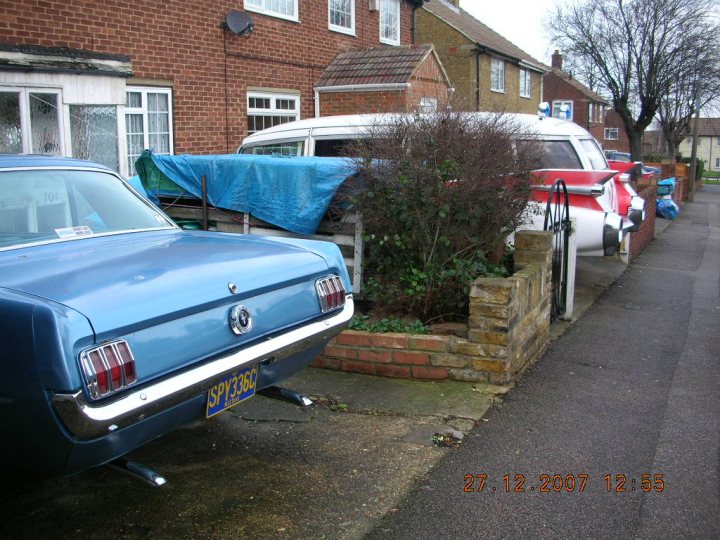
left=628, top=183, right=657, bottom=260
left=319, top=90, right=408, bottom=116
left=315, top=231, right=553, bottom=385
left=407, top=52, right=449, bottom=108
left=0, top=0, right=420, bottom=154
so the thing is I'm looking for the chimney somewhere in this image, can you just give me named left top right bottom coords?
left=551, top=50, right=563, bottom=70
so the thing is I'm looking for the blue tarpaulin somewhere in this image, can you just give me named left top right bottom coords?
left=135, top=152, right=355, bottom=235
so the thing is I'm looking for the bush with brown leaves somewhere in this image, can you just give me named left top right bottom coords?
left=348, top=111, right=541, bottom=322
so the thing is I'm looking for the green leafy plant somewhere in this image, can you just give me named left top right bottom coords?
left=349, top=315, right=430, bottom=334
left=329, top=402, right=348, bottom=412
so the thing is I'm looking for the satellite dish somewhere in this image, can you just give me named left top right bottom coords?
left=225, top=11, right=254, bottom=35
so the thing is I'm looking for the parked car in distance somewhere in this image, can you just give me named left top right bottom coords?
left=604, top=150, right=631, bottom=162
left=0, top=155, right=353, bottom=480
left=238, top=113, right=641, bottom=256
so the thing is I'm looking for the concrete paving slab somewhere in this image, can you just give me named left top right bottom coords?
left=284, top=367, right=497, bottom=422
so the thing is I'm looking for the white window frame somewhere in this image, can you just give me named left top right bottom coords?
left=519, top=69, right=531, bottom=98
left=245, top=0, right=299, bottom=22
left=552, top=100, right=573, bottom=121
left=379, top=0, right=401, bottom=46
left=124, top=86, right=174, bottom=176
left=604, top=127, right=619, bottom=141
left=247, top=91, right=300, bottom=135
left=715, top=157, right=720, bottom=169
left=0, top=87, right=64, bottom=155
left=418, top=97, right=438, bottom=113
left=716, top=137, right=720, bottom=147
left=491, top=57, right=505, bottom=93
left=329, top=0, right=355, bottom=35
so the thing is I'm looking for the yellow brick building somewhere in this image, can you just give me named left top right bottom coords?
left=416, top=0, right=547, bottom=113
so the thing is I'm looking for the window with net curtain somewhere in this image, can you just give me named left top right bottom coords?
left=380, top=0, right=400, bottom=45
left=491, top=58, right=505, bottom=92
left=125, top=88, right=173, bottom=176
left=245, top=0, right=298, bottom=20
left=329, top=0, right=355, bottom=34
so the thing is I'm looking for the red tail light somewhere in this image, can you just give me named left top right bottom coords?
left=80, top=340, right=137, bottom=399
left=316, top=275, right=346, bottom=313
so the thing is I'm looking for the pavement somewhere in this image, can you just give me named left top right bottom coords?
left=364, top=184, right=720, bottom=538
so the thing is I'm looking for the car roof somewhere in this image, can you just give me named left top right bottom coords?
left=0, top=154, right=115, bottom=171
left=240, top=112, right=594, bottom=146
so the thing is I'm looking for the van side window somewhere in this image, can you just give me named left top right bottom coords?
left=240, top=141, right=305, bottom=156
left=539, top=141, right=583, bottom=169
left=314, top=139, right=357, bottom=157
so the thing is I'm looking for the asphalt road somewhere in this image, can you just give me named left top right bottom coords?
left=366, top=185, right=720, bottom=539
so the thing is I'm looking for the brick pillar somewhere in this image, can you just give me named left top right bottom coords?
left=468, top=230, right=553, bottom=384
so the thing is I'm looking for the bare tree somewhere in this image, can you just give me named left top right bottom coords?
left=548, top=0, right=720, bottom=160
left=657, top=29, right=720, bottom=159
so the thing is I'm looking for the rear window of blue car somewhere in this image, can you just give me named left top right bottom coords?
left=0, top=168, right=173, bottom=249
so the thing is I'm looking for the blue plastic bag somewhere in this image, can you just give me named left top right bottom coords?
left=656, top=198, right=679, bottom=219
left=657, top=177, right=675, bottom=196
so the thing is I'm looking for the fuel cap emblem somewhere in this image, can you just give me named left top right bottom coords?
left=229, top=305, right=253, bottom=335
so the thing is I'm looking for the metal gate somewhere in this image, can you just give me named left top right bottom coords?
left=543, top=179, right=571, bottom=321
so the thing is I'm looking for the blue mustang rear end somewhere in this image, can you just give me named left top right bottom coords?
left=0, top=155, right=352, bottom=477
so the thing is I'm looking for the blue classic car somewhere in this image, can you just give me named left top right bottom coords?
left=0, top=155, right=353, bottom=481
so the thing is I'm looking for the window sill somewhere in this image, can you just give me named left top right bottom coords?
left=380, top=37, right=400, bottom=46
left=329, top=26, right=356, bottom=37
left=245, top=6, right=300, bottom=23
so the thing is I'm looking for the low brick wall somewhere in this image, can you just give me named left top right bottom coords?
left=628, top=182, right=658, bottom=260
left=314, top=231, right=553, bottom=385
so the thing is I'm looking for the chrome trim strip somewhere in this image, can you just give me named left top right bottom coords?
left=53, top=296, right=354, bottom=440
left=531, top=184, right=605, bottom=196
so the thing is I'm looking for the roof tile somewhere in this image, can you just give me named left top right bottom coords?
left=422, top=0, right=546, bottom=71
left=316, top=45, right=434, bottom=87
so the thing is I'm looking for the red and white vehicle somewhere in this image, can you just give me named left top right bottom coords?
left=238, top=113, right=645, bottom=256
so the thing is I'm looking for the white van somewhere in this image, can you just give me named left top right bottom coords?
left=238, top=113, right=642, bottom=256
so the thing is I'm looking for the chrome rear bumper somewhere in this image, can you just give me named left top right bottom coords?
left=53, top=296, right=353, bottom=440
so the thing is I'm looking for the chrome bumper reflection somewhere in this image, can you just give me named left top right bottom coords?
left=625, top=197, right=646, bottom=233
left=603, top=212, right=623, bottom=256
left=54, top=296, right=354, bottom=440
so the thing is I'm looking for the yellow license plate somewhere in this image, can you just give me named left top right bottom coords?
left=206, top=365, right=258, bottom=418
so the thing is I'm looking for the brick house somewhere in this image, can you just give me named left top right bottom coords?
left=601, top=110, right=631, bottom=154
left=0, top=0, right=450, bottom=177
left=415, top=0, right=547, bottom=113
left=542, top=50, right=616, bottom=146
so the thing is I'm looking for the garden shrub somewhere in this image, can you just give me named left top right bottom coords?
left=347, top=111, right=541, bottom=322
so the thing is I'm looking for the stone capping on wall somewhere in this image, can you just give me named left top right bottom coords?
left=313, top=231, right=554, bottom=385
